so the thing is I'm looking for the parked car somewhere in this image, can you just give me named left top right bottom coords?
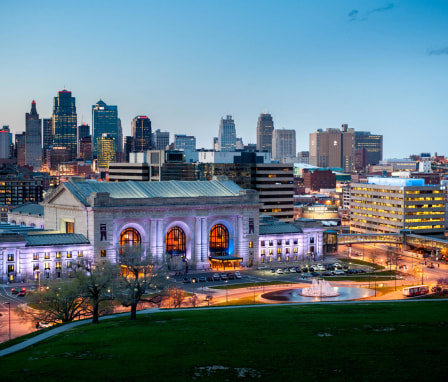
left=270, top=269, right=276, bottom=273
left=213, top=274, right=221, bottom=281
left=283, top=268, right=290, bottom=274
left=11, top=288, right=18, bottom=295
left=289, top=267, right=296, bottom=273
left=220, top=273, right=228, bottom=280
left=333, top=270, right=345, bottom=275
left=199, top=276, right=206, bottom=282
left=234, top=271, right=242, bottom=279
left=18, top=290, right=27, bottom=297
left=182, top=277, right=191, bottom=283
left=227, top=273, right=235, bottom=280
left=276, top=268, right=284, bottom=274
left=295, top=267, right=302, bottom=273
left=321, top=272, right=333, bottom=276
left=310, top=272, right=321, bottom=277
left=258, top=265, right=268, bottom=270
left=207, top=276, right=214, bottom=282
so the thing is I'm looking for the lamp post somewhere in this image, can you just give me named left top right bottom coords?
left=36, top=270, right=40, bottom=291
left=192, top=279, right=196, bottom=295
left=225, top=280, right=228, bottom=304
left=4, top=302, right=11, bottom=340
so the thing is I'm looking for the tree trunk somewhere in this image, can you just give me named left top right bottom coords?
left=130, top=303, right=137, bottom=320
left=92, top=301, right=99, bottom=324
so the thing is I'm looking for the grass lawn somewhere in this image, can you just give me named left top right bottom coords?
left=1, top=302, right=448, bottom=381
left=338, top=257, right=385, bottom=270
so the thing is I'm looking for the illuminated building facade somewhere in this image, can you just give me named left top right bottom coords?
left=218, top=115, right=236, bottom=152
left=92, top=100, right=121, bottom=156
left=52, top=90, right=77, bottom=160
left=25, top=101, right=42, bottom=171
left=131, top=116, right=152, bottom=152
left=97, top=133, right=116, bottom=168
left=354, top=131, right=383, bottom=166
left=350, top=177, right=445, bottom=235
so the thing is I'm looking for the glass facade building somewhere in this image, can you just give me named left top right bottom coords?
left=354, top=131, right=383, bottom=166
left=52, top=90, right=77, bottom=160
left=92, top=100, right=121, bottom=156
left=25, top=101, right=42, bottom=171
left=218, top=115, right=236, bottom=152
left=131, top=116, right=152, bottom=152
left=256, top=113, right=274, bottom=152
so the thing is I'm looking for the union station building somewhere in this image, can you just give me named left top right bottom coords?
left=0, top=180, right=325, bottom=283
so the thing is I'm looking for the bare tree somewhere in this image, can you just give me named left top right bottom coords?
left=189, top=294, right=200, bottom=308
left=17, top=280, right=89, bottom=325
left=74, top=259, right=118, bottom=324
left=117, top=246, right=168, bottom=320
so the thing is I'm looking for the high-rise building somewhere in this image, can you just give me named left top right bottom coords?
left=0, top=126, right=12, bottom=159
left=272, top=129, right=296, bottom=161
left=79, top=136, right=93, bottom=161
left=353, top=131, right=383, bottom=166
left=131, top=116, right=152, bottom=152
left=124, top=136, right=134, bottom=162
left=256, top=113, right=274, bottom=152
left=42, top=118, right=53, bottom=152
left=218, top=115, right=236, bottom=152
left=97, top=133, right=116, bottom=169
left=25, top=101, right=42, bottom=171
left=174, top=134, right=196, bottom=151
left=152, top=129, right=170, bottom=150
left=78, top=123, right=90, bottom=140
left=15, top=133, right=26, bottom=166
left=52, top=89, right=77, bottom=160
left=309, top=124, right=354, bottom=173
left=92, top=100, right=121, bottom=156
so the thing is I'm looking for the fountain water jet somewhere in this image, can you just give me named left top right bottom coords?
left=300, top=278, right=340, bottom=297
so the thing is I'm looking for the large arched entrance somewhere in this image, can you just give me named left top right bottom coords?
left=166, top=226, right=187, bottom=271
left=119, top=227, right=141, bottom=255
left=209, top=224, right=241, bottom=270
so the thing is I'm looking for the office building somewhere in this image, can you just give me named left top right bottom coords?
left=78, top=123, right=90, bottom=140
left=152, top=129, right=170, bottom=150
left=309, top=124, right=354, bottom=173
left=218, top=115, right=236, bottom=152
left=52, top=89, right=77, bottom=160
left=350, top=177, right=445, bottom=235
left=124, top=136, right=134, bottom=162
left=174, top=134, right=196, bottom=151
left=15, top=133, right=26, bottom=166
left=92, top=100, right=121, bottom=156
left=302, top=169, right=336, bottom=191
left=79, top=136, right=93, bottom=161
left=0, top=126, right=12, bottom=159
left=0, top=177, right=43, bottom=206
left=131, top=116, right=152, bottom=152
left=256, top=113, right=274, bottom=152
left=25, top=100, right=42, bottom=171
left=353, top=131, right=383, bottom=166
left=97, top=134, right=116, bottom=168
left=272, top=129, right=296, bottom=161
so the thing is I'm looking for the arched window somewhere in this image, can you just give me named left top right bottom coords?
left=165, top=227, right=186, bottom=255
left=209, top=224, right=229, bottom=256
left=119, top=227, right=141, bottom=248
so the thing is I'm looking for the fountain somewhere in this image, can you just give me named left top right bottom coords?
left=300, top=278, right=340, bottom=297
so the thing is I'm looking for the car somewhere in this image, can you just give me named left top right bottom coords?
left=301, top=273, right=313, bottom=279
left=302, top=267, right=309, bottom=273
left=321, top=272, right=333, bottom=276
left=182, top=277, right=191, bottom=283
left=11, top=288, right=18, bottom=294
left=289, top=267, right=296, bottom=273
left=333, top=270, right=345, bottom=275
left=276, top=268, right=283, bottom=274
left=213, top=274, right=221, bottom=281
left=309, top=267, right=315, bottom=272
left=18, top=290, right=26, bottom=297
left=310, top=272, right=321, bottom=277
left=227, top=273, right=235, bottom=280
left=220, top=273, right=228, bottom=280
left=283, top=268, right=290, bottom=274
left=199, top=276, right=206, bottom=282
left=258, top=265, right=268, bottom=270
left=207, top=276, right=214, bottom=282
left=295, top=267, right=302, bottom=273
left=234, top=271, right=242, bottom=279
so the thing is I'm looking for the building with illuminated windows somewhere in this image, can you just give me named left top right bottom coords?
left=350, top=177, right=445, bottom=236
left=131, top=116, right=152, bottom=152
left=218, top=115, right=237, bottom=152
left=97, top=133, right=116, bottom=169
left=92, top=100, right=121, bottom=156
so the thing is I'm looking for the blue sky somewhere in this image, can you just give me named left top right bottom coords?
left=1, top=0, right=448, bottom=157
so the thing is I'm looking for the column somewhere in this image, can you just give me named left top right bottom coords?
left=156, top=220, right=164, bottom=260
left=149, top=219, right=157, bottom=258
left=201, top=218, right=207, bottom=262
left=194, top=218, right=202, bottom=264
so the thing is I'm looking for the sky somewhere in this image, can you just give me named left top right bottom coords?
left=1, top=0, right=448, bottom=158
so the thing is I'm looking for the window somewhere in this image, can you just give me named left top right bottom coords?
left=56, top=252, right=61, bottom=259
left=67, top=251, right=72, bottom=258
left=66, top=221, right=74, bottom=233
left=165, top=227, right=186, bottom=255
left=294, top=247, right=298, bottom=253
left=277, top=255, right=282, bottom=262
left=261, top=249, right=265, bottom=255
left=310, top=237, right=315, bottom=244
left=119, top=227, right=142, bottom=249
left=33, top=264, right=39, bottom=271
left=269, top=241, right=273, bottom=246
left=44, top=262, right=50, bottom=270
left=101, top=250, right=107, bottom=257
left=45, top=252, right=50, bottom=259
left=209, top=224, right=229, bottom=256
left=33, top=253, right=39, bottom=260
left=261, top=241, right=265, bottom=247
left=56, top=262, right=62, bottom=269
left=269, top=249, right=273, bottom=255
left=78, top=251, right=83, bottom=258
left=285, top=248, right=290, bottom=254
left=277, top=240, right=282, bottom=246
left=277, top=248, right=282, bottom=254
left=67, top=261, right=72, bottom=269
left=7, top=253, right=14, bottom=261
left=285, top=240, right=290, bottom=245
left=294, top=239, right=298, bottom=245
left=249, top=241, right=253, bottom=248
left=8, top=265, right=14, bottom=272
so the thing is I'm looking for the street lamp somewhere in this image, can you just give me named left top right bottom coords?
left=4, top=302, right=11, bottom=340
left=36, top=270, right=40, bottom=291
left=192, top=279, right=196, bottom=295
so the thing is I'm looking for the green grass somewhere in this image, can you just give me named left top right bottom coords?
left=1, top=302, right=448, bottom=381
left=338, top=257, right=385, bottom=270
left=210, top=281, right=294, bottom=290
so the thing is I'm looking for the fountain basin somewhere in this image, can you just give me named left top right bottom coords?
left=261, top=286, right=375, bottom=302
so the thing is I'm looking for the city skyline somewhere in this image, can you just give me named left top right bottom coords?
left=1, top=1, right=448, bottom=157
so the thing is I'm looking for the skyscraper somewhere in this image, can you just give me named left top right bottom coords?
left=256, top=113, right=274, bottom=152
left=218, top=115, right=236, bottom=152
left=52, top=89, right=77, bottom=160
left=0, top=126, right=12, bottom=159
left=131, top=116, right=152, bottom=152
left=25, top=101, right=42, bottom=171
left=78, top=123, right=90, bottom=140
left=15, top=133, right=26, bottom=167
left=272, top=129, right=296, bottom=161
left=152, top=129, right=170, bottom=150
left=353, top=131, right=383, bottom=166
left=309, top=124, right=354, bottom=173
left=97, top=133, right=116, bottom=168
left=92, top=100, right=121, bottom=156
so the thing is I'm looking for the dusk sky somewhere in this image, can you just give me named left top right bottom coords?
left=1, top=1, right=447, bottom=158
